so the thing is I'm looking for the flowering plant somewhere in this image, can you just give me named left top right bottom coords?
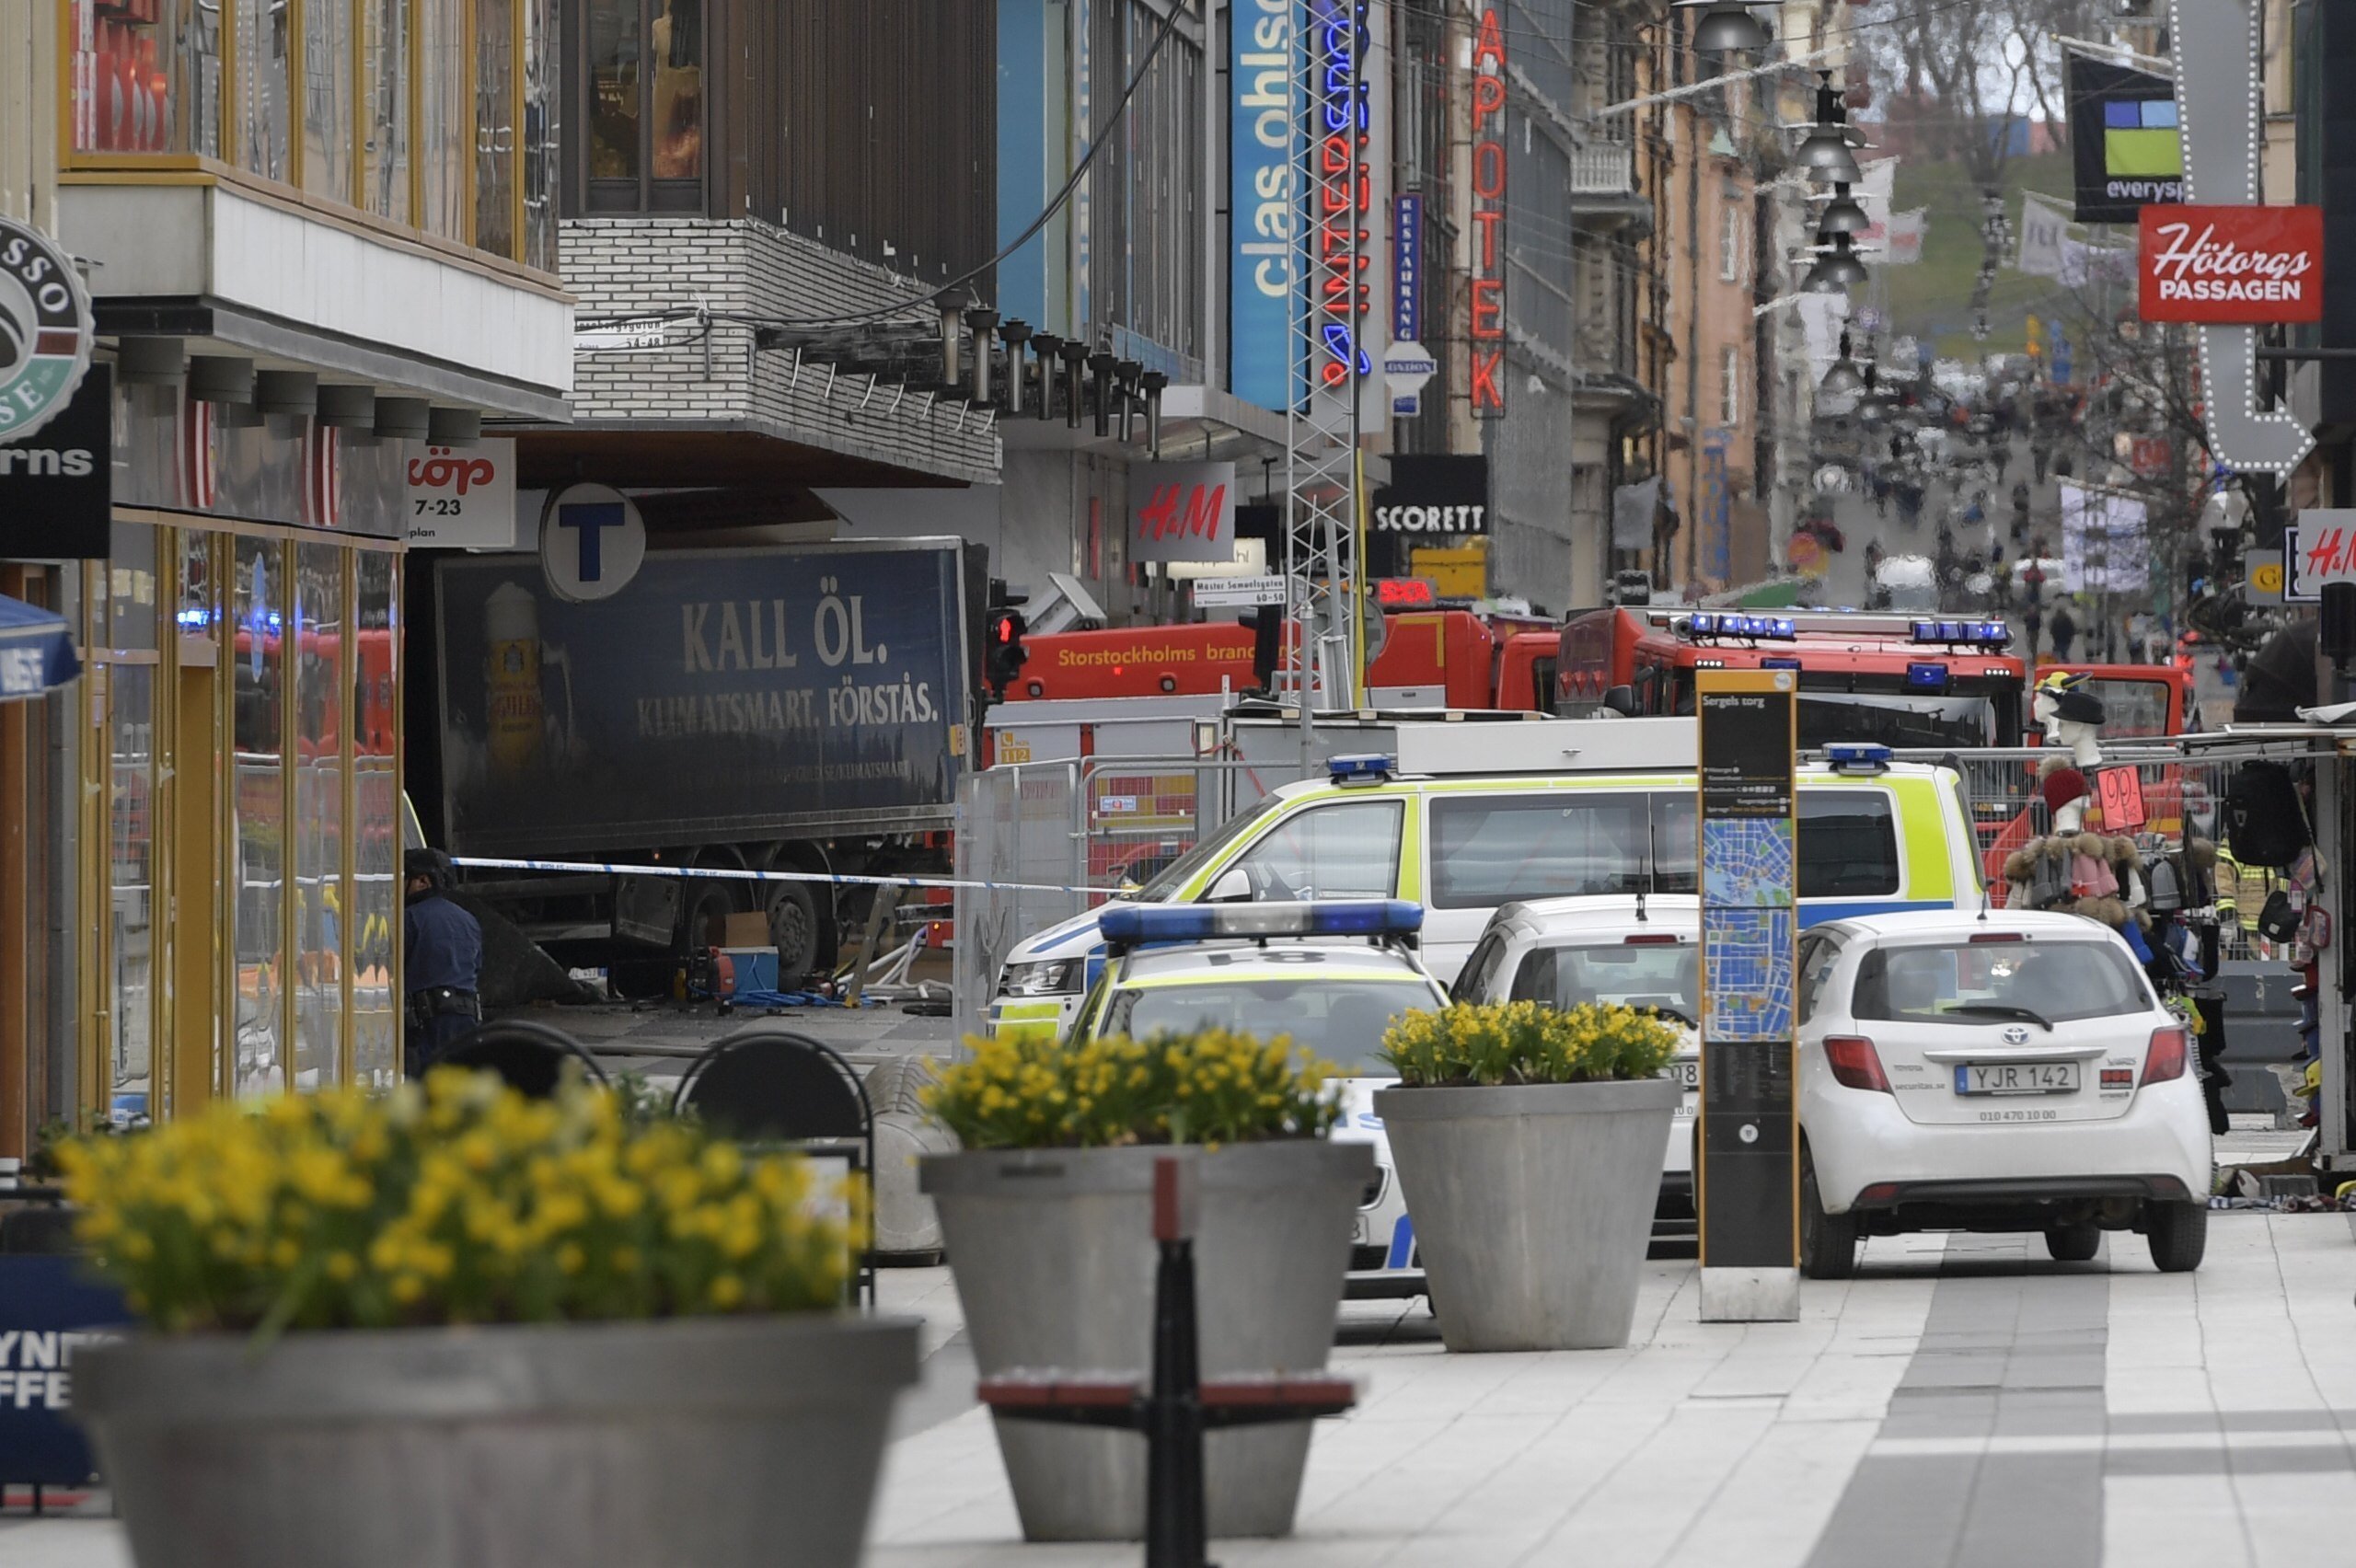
left=56, top=1069, right=859, bottom=1335
left=926, top=1030, right=1340, bottom=1150
left=1380, top=1000, right=1680, bottom=1088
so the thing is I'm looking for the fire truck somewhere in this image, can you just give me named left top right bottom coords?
left=2038, top=661, right=2196, bottom=738
left=1554, top=607, right=2031, bottom=747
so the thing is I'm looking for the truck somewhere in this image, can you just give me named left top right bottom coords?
left=411, top=536, right=984, bottom=986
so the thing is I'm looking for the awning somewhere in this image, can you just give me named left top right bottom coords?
left=0, top=595, right=83, bottom=701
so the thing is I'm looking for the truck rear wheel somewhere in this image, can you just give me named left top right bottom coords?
left=766, top=881, right=821, bottom=984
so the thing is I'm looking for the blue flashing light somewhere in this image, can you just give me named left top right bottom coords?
left=1685, top=613, right=1718, bottom=637
left=1911, top=618, right=2012, bottom=648
left=1905, top=661, right=1951, bottom=692
left=1685, top=613, right=1795, bottom=641
left=1825, top=743, right=1893, bottom=775
left=1761, top=657, right=1802, bottom=670
left=1099, top=901, right=1426, bottom=949
left=1328, top=754, right=1395, bottom=784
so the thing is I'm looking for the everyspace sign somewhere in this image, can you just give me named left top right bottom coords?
left=2139, top=204, right=2323, bottom=325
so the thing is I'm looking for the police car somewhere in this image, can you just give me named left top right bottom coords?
left=1080, top=901, right=1444, bottom=1297
left=1451, top=895, right=1702, bottom=1228
left=990, top=724, right=1981, bottom=1040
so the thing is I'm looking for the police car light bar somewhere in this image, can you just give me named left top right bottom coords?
left=1910, top=619, right=2011, bottom=648
left=1823, top=743, right=1893, bottom=775
left=1098, top=901, right=1425, bottom=948
left=1328, top=754, right=1396, bottom=784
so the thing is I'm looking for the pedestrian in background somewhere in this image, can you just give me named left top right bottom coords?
left=2050, top=601, right=2079, bottom=662
left=404, top=848, right=484, bottom=1078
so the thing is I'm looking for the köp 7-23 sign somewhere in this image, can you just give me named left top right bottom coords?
left=2139, top=205, right=2323, bottom=325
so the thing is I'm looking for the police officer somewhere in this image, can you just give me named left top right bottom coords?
left=403, top=848, right=483, bottom=1078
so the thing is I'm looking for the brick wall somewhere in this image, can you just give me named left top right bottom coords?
left=562, top=217, right=1000, bottom=484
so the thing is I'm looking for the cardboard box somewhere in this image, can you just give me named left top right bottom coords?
left=710, top=910, right=770, bottom=948
left=719, top=947, right=780, bottom=995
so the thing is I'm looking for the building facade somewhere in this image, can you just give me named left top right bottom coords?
left=0, top=0, right=572, bottom=1151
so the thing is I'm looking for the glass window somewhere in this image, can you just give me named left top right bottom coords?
left=585, top=0, right=642, bottom=190
left=1450, top=932, right=1507, bottom=1003
left=1795, top=692, right=1995, bottom=750
left=363, top=0, right=412, bottom=221
left=352, top=552, right=400, bottom=1086
left=1852, top=939, right=2153, bottom=1027
left=1796, top=791, right=1900, bottom=898
left=232, top=537, right=287, bottom=1096
left=1427, top=791, right=1695, bottom=908
left=475, top=0, right=517, bottom=258
left=1103, top=977, right=1434, bottom=1076
left=650, top=0, right=702, bottom=180
left=1511, top=941, right=1699, bottom=1025
left=524, top=0, right=560, bottom=270
left=237, top=0, right=293, bottom=181
left=69, top=0, right=223, bottom=156
left=583, top=0, right=701, bottom=211
left=1216, top=801, right=1403, bottom=903
left=302, top=0, right=356, bottom=202
left=1796, top=934, right=1839, bottom=1025
left=108, top=523, right=159, bottom=651
left=292, top=546, right=347, bottom=1090
left=2080, top=678, right=2176, bottom=740
left=107, top=664, right=156, bottom=1126
left=421, top=0, right=470, bottom=237
left=1137, top=792, right=1284, bottom=902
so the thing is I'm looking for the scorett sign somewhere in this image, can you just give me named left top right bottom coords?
left=2139, top=205, right=2323, bottom=324
left=1371, top=455, right=1488, bottom=536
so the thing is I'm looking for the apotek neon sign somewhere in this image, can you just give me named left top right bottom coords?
left=1469, top=3, right=1507, bottom=416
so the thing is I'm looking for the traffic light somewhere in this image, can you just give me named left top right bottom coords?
left=986, top=606, right=1029, bottom=697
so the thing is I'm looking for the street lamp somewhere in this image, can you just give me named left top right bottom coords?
left=1805, top=235, right=1871, bottom=291
left=1820, top=332, right=1866, bottom=396
left=1673, top=1, right=1780, bottom=54
left=1814, top=184, right=1870, bottom=238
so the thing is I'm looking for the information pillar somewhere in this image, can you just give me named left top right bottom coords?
left=1696, top=670, right=1800, bottom=1321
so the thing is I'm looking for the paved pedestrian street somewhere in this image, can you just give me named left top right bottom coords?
left=869, top=1216, right=2356, bottom=1568
left=6, top=1216, right=2353, bottom=1566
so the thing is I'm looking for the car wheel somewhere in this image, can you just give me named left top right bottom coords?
left=2145, top=1200, right=2209, bottom=1274
left=1799, top=1148, right=1858, bottom=1281
left=2043, top=1222, right=2101, bottom=1262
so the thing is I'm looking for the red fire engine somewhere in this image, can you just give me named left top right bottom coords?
left=1555, top=607, right=2030, bottom=747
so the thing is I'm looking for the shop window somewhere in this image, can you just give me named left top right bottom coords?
left=69, top=0, right=224, bottom=156
left=108, top=524, right=159, bottom=651
left=363, top=0, right=412, bottom=222
left=301, top=0, right=357, bottom=202
left=106, top=663, right=156, bottom=1126
left=352, top=551, right=400, bottom=1087
left=232, top=537, right=287, bottom=1096
left=292, top=546, right=348, bottom=1090
left=237, top=0, right=293, bottom=182
left=583, top=0, right=704, bottom=213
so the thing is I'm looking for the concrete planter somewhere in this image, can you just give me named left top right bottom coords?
left=75, top=1314, right=918, bottom=1568
left=920, top=1140, right=1370, bottom=1541
left=1375, top=1078, right=1680, bottom=1352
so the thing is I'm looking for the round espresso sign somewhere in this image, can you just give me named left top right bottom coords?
left=0, top=218, right=97, bottom=444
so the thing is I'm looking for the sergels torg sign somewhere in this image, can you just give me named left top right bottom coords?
left=2138, top=204, right=2322, bottom=324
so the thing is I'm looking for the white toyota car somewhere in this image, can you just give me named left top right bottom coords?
left=1796, top=910, right=2212, bottom=1276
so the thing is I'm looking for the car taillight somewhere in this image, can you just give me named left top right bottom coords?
left=2143, top=1024, right=2189, bottom=1084
left=1822, top=1035, right=1892, bottom=1094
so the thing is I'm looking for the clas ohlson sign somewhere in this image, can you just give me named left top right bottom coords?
left=0, top=217, right=96, bottom=444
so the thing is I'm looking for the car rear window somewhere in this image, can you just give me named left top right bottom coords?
left=1509, top=943, right=1698, bottom=1027
left=1426, top=789, right=1899, bottom=909
left=1103, top=978, right=1435, bottom=1075
left=1852, top=939, right=2153, bottom=1027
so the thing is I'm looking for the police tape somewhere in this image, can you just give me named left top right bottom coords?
left=449, top=855, right=1123, bottom=898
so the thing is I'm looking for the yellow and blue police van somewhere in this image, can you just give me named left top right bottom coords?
left=987, top=717, right=1984, bottom=1039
